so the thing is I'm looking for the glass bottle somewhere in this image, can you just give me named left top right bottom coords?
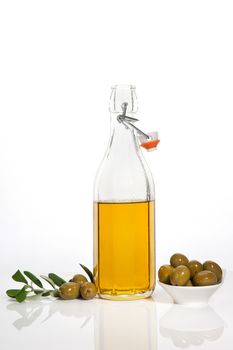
left=93, top=85, right=155, bottom=300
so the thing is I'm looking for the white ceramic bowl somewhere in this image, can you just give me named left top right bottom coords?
left=158, top=271, right=225, bottom=307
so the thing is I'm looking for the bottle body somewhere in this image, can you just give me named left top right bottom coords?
left=93, top=85, right=155, bottom=300
left=94, top=200, right=155, bottom=299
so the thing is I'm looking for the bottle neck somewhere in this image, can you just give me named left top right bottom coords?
left=109, top=112, right=139, bottom=154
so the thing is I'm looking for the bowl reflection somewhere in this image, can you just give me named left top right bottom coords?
left=159, top=304, right=224, bottom=348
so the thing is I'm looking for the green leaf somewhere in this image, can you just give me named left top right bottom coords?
left=16, top=287, right=27, bottom=303
left=42, top=291, right=51, bottom=297
left=24, top=271, right=43, bottom=288
left=12, top=270, right=28, bottom=284
left=48, top=273, right=66, bottom=287
left=6, top=289, right=21, bottom=298
left=40, top=275, right=56, bottom=289
left=34, top=289, right=43, bottom=295
left=79, top=263, right=94, bottom=283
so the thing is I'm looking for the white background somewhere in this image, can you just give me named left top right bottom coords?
left=0, top=0, right=233, bottom=280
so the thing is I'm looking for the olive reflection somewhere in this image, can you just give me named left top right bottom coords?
left=7, top=297, right=157, bottom=350
left=6, top=299, right=98, bottom=330
left=95, top=299, right=157, bottom=350
left=159, top=304, right=224, bottom=348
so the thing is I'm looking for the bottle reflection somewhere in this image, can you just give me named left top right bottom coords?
left=95, top=299, right=157, bottom=350
left=159, top=304, right=224, bottom=348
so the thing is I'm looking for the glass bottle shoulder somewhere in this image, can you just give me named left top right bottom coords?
left=94, top=127, right=155, bottom=202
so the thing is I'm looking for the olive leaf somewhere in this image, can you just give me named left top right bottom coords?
left=79, top=264, right=94, bottom=283
left=24, top=271, right=43, bottom=288
left=48, top=273, right=66, bottom=287
left=16, top=287, right=27, bottom=303
left=12, top=270, right=28, bottom=284
left=6, top=289, right=21, bottom=298
left=40, top=275, right=56, bottom=289
left=34, top=289, right=44, bottom=295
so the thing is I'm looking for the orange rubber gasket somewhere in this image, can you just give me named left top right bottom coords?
left=140, top=139, right=160, bottom=150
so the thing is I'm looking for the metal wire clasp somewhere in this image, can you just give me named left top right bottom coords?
left=117, top=102, right=150, bottom=139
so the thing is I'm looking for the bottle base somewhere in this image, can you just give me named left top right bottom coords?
left=98, top=288, right=154, bottom=301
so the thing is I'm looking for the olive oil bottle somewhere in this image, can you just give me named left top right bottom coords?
left=94, top=85, right=155, bottom=300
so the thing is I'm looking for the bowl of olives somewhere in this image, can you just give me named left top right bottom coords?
left=158, top=253, right=224, bottom=306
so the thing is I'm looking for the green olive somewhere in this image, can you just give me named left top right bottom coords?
left=193, top=270, right=218, bottom=286
left=158, top=265, right=174, bottom=284
left=59, top=282, right=80, bottom=300
left=203, top=261, right=222, bottom=283
left=170, top=265, right=191, bottom=286
left=72, top=274, right=88, bottom=285
left=187, top=260, right=203, bottom=278
left=80, top=282, right=97, bottom=300
left=170, top=253, right=189, bottom=268
left=185, top=280, right=193, bottom=286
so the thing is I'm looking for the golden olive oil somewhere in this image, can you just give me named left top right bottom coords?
left=94, top=200, right=155, bottom=299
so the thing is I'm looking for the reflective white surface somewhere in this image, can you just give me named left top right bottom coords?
left=1, top=272, right=232, bottom=350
